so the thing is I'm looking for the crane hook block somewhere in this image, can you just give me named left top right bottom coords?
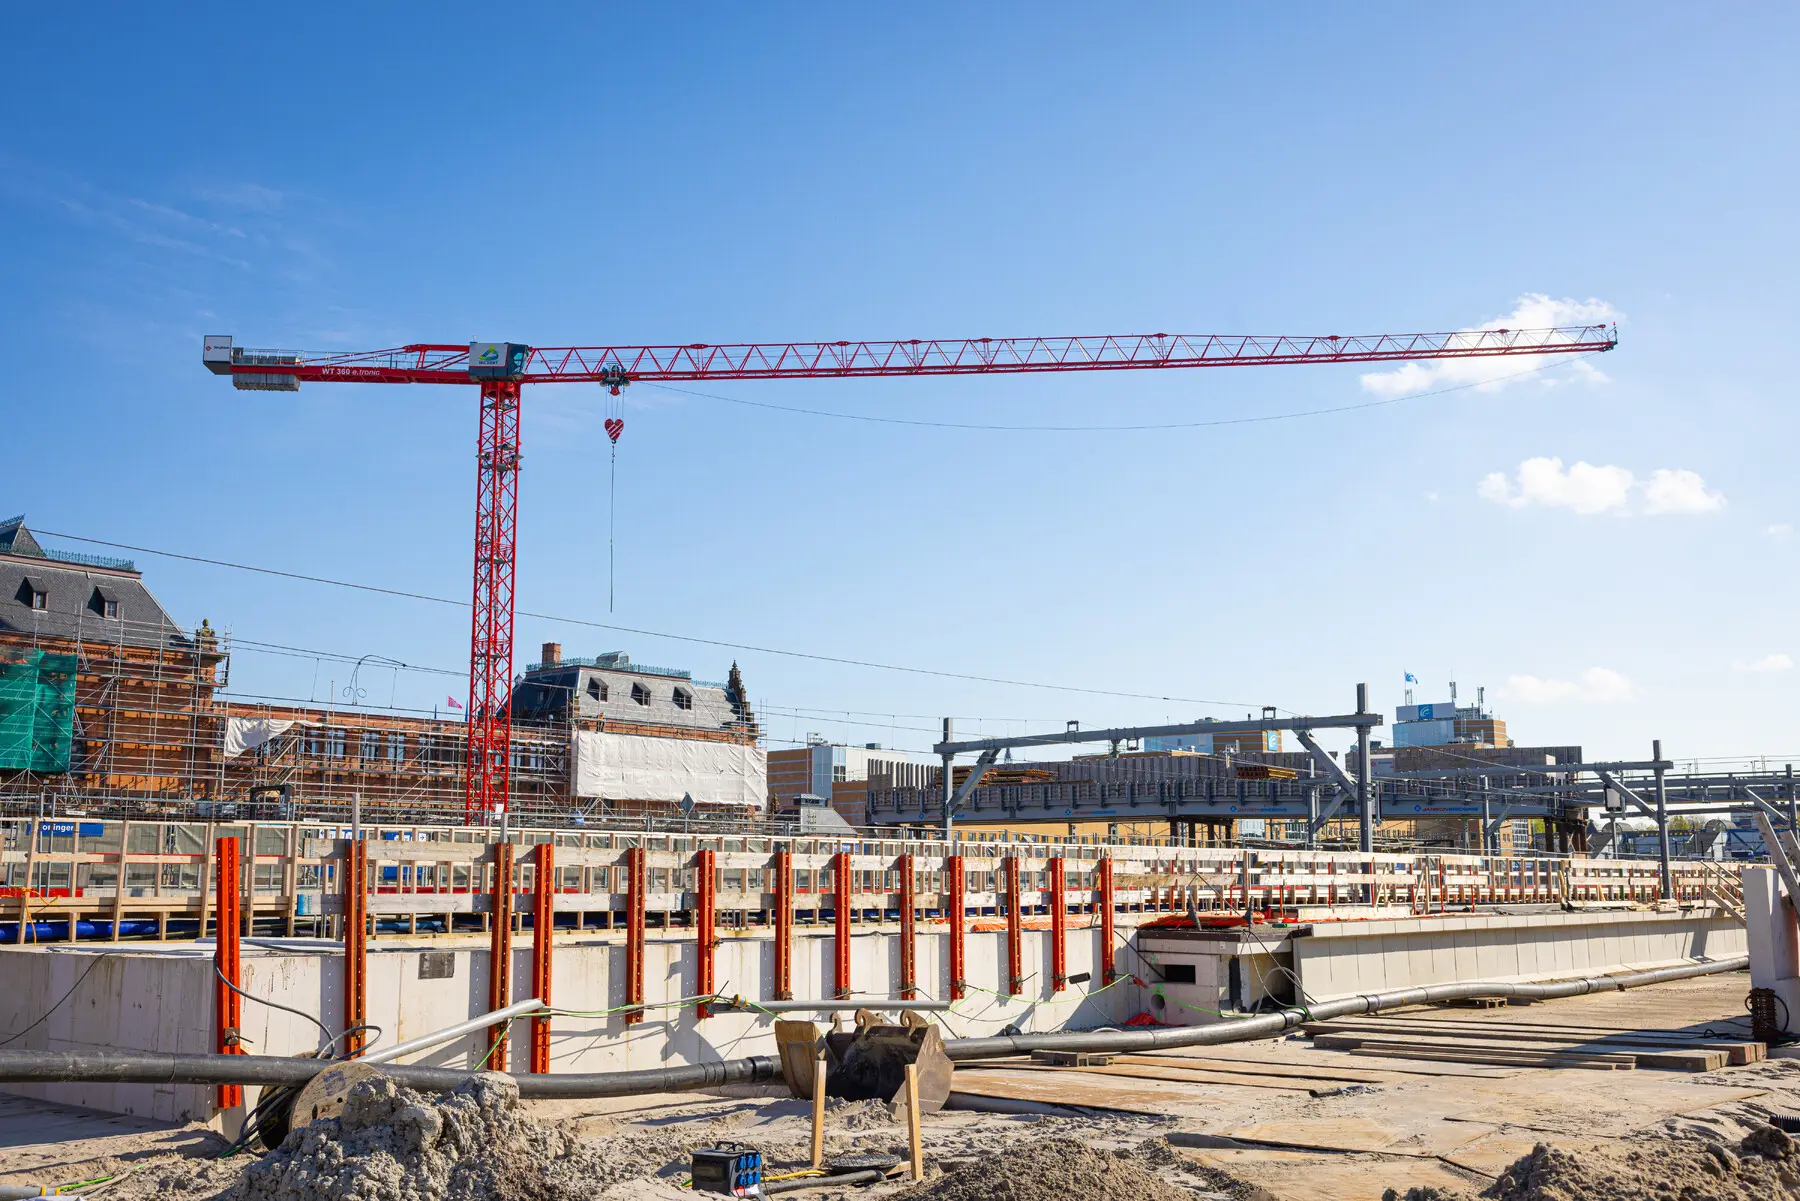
left=469, top=342, right=531, bottom=381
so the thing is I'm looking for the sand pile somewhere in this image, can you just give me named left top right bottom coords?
left=896, top=1136, right=1198, bottom=1201
left=222, top=1071, right=616, bottom=1201
left=1382, top=1124, right=1800, bottom=1201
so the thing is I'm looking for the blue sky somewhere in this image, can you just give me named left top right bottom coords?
left=3, top=5, right=1796, bottom=763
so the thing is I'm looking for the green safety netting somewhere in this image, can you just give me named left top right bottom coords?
left=0, top=651, right=77, bottom=772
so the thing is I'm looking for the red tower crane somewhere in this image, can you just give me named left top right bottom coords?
left=203, top=323, right=1616, bottom=821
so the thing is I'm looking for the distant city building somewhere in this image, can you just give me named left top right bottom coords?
left=1145, top=729, right=1283, bottom=754
left=767, top=738, right=939, bottom=826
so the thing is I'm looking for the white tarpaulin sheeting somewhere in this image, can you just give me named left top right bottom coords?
left=222, top=717, right=296, bottom=759
left=572, top=731, right=765, bottom=806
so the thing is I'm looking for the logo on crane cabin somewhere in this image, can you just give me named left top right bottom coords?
left=468, top=342, right=530, bottom=380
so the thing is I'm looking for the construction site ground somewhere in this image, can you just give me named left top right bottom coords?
left=2, top=970, right=1796, bottom=1200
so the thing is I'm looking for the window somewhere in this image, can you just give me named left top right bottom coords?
left=359, top=731, right=380, bottom=761
left=631, top=682, right=651, bottom=706
left=30, top=590, right=46, bottom=611
left=386, top=732, right=406, bottom=762
left=672, top=687, right=693, bottom=711
left=1162, top=963, right=1198, bottom=985
left=326, top=728, right=347, bottom=759
left=586, top=678, right=608, bottom=701
left=104, top=600, right=119, bottom=618
left=89, top=588, right=119, bottom=619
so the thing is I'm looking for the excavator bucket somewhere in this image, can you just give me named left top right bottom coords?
left=820, top=1022, right=954, bottom=1117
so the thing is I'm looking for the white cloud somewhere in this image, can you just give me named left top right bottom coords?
left=1360, top=294, right=1619, bottom=398
left=1478, top=457, right=1635, bottom=515
left=1767, top=523, right=1793, bottom=538
left=1478, top=457, right=1726, bottom=517
left=1736, top=653, right=1793, bottom=674
left=1501, top=667, right=1633, bottom=705
left=1642, top=468, right=1727, bottom=515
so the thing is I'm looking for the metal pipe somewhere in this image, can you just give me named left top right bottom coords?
left=361, top=997, right=544, bottom=1065
left=0, top=1049, right=779, bottom=1099
left=943, top=955, right=1747, bottom=1061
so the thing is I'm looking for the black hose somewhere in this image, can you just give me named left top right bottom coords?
left=942, top=956, right=1749, bottom=1060
left=0, top=1049, right=779, bottom=1098
left=764, top=1169, right=886, bottom=1194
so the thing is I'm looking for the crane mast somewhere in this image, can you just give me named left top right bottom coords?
left=203, top=323, right=1617, bottom=821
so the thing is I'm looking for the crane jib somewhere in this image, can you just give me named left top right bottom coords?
left=198, top=320, right=1618, bottom=822
left=208, top=325, right=1618, bottom=387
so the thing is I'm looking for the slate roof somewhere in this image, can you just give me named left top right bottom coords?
left=0, top=521, right=193, bottom=651
left=512, top=663, right=748, bottom=732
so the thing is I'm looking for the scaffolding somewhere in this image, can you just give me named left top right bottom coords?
left=0, top=617, right=760, bottom=828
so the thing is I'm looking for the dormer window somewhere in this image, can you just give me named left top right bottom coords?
left=672, top=687, right=693, bottom=711
left=586, top=678, right=608, bottom=701
left=631, top=682, right=651, bottom=706
left=17, top=578, right=47, bottom=611
left=89, top=588, right=119, bottom=619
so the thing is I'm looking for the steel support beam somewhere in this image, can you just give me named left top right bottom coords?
left=1653, top=740, right=1671, bottom=897
left=213, top=836, right=242, bottom=1110
left=1097, top=857, right=1116, bottom=986
left=1049, top=857, right=1068, bottom=991
left=947, top=855, right=966, bottom=1001
left=529, top=843, right=554, bottom=1072
left=832, top=851, right=852, bottom=1000
left=342, top=839, right=368, bottom=1060
left=1004, top=856, right=1023, bottom=996
left=694, top=848, right=716, bottom=1021
left=487, top=841, right=515, bottom=1070
left=899, top=853, right=917, bottom=1000
left=773, top=850, right=793, bottom=1001
left=624, top=846, right=645, bottom=1025
left=935, top=709, right=1379, bottom=758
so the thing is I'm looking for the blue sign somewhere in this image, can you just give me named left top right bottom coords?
left=1416, top=703, right=1436, bottom=719
left=46, top=821, right=105, bottom=837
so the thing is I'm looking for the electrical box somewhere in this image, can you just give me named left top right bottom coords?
left=468, top=342, right=530, bottom=380
left=690, top=1147, right=763, bottom=1196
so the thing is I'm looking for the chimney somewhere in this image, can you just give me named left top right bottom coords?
left=541, top=642, right=562, bottom=667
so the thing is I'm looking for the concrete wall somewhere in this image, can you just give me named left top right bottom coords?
left=1292, top=907, right=1746, bottom=998
left=0, top=905, right=1747, bottom=1122
left=0, top=921, right=1143, bottom=1122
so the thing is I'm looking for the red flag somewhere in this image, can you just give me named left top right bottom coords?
left=447, top=695, right=463, bottom=710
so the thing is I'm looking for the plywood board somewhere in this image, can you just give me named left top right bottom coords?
left=948, top=1068, right=1231, bottom=1117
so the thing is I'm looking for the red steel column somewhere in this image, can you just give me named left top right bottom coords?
left=832, top=851, right=852, bottom=1000
left=530, top=843, right=554, bottom=1073
left=947, top=854, right=966, bottom=1001
left=898, top=853, right=917, bottom=1000
left=464, top=379, right=521, bottom=823
left=773, top=850, right=793, bottom=1000
left=695, top=848, right=717, bottom=1018
left=1098, top=856, right=1116, bottom=985
left=487, top=841, right=515, bottom=1070
left=1048, top=857, right=1067, bottom=991
left=342, top=839, right=368, bottom=1058
left=624, top=846, right=646, bottom=1024
left=213, top=836, right=243, bottom=1109
left=1004, top=856, right=1023, bottom=996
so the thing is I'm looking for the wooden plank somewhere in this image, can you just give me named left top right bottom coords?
left=1309, top=1029, right=1727, bottom=1071
left=1343, top=1046, right=1633, bottom=1071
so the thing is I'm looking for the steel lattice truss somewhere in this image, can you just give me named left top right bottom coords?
left=223, top=324, right=1618, bottom=386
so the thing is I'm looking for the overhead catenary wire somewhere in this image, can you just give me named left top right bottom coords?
left=31, top=528, right=1260, bottom=709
